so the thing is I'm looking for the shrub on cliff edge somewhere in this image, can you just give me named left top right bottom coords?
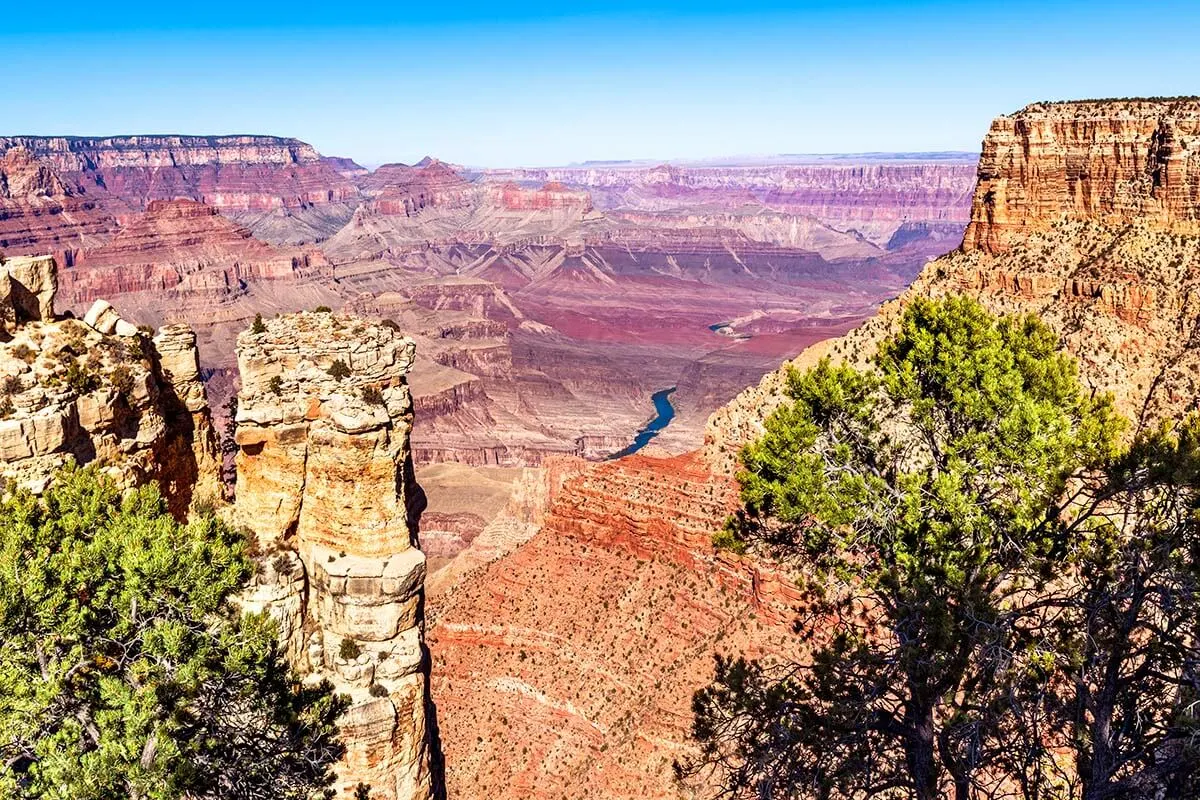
left=327, top=360, right=351, bottom=381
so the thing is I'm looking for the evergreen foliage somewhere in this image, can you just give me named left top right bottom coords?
left=0, top=467, right=347, bottom=799
left=685, top=297, right=1200, bottom=799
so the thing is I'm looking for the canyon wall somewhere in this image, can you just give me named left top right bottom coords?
left=0, top=135, right=361, bottom=211
left=65, top=199, right=330, bottom=308
left=231, top=311, right=438, bottom=800
left=963, top=99, right=1200, bottom=253
left=482, top=156, right=978, bottom=247
left=0, top=135, right=363, bottom=253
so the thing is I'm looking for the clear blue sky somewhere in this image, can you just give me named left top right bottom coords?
left=2, top=0, right=1196, bottom=167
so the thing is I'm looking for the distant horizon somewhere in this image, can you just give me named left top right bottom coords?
left=3, top=0, right=1198, bottom=165
left=0, top=131, right=981, bottom=171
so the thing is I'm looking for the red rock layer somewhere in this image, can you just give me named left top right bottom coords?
left=64, top=199, right=329, bottom=307
left=484, top=182, right=593, bottom=213
left=0, top=148, right=117, bottom=264
left=429, top=452, right=808, bottom=800
left=364, top=161, right=474, bottom=216
left=963, top=99, right=1200, bottom=253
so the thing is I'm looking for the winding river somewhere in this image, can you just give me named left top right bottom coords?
left=607, top=387, right=677, bottom=459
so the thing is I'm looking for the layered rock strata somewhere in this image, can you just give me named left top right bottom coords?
left=0, top=255, right=218, bottom=515
left=231, top=311, right=436, bottom=800
left=429, top=452, right=806, bottom=799
left=0, top=135, right=361, bottom=212
left=66, top=199, right=331, bottom=308
left=963, top=99, right=1200, bottom=253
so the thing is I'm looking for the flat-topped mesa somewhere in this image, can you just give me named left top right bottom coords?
left=964, top=98, right=1200, bottom=253
left=232, top=311, right=436, bottom=800
left=0, top=255, right=219, bottom=515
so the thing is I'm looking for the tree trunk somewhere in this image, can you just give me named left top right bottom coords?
left=904, top=702, right=940, bottom=800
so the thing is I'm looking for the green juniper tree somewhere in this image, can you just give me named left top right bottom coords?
left=0, top=466, right=347, bottom=799
left=682, top=297, right=1123, bottom=800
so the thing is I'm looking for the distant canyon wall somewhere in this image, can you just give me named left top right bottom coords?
left=481, top=158, right=979, bottom=246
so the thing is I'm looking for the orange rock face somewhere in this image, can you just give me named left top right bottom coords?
left=963, top=99, right=1200, bottom=253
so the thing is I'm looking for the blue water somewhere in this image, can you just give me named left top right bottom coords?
left=607, top=387, right=677, bottom=460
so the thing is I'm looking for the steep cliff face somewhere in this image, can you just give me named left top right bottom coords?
left=0, top=135, right=362, bottom=211
left=0, top=135, right=363, bottom=249
left=0, top=255, right=219, bottom=515
left=963, top=99, right=1200, bottom=253
left=231, top=311, right=438, bottom=800
left=0, top=148, right=117, bottom=263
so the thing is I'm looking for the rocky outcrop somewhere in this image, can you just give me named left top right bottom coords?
left=963, top=99, right=1200, bottom=253
left=0, top=256, right=219, bottom=516
left=0, top=255, right=57, bottom=333
left=231, top=311, right=437, bottom=800
left=365, top=161, right=475, bottom=217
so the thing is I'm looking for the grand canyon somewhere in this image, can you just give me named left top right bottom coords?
left=2, top=8, right=1198, bottom=796
left=0, top=136, right=977, bottom=567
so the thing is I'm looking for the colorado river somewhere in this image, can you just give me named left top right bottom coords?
left=607, top=387, right=677, bottom=459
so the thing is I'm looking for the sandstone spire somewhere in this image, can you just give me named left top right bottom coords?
left=231, top=310, right=438, bottom=800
